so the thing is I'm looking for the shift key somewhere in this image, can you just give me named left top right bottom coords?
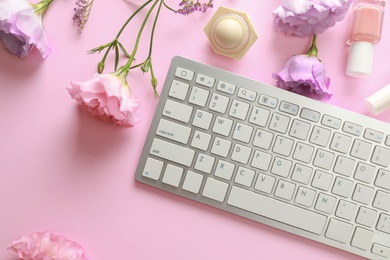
left=150, top=138, right=195, bottom=167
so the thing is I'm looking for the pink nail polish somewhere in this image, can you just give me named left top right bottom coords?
left=346, top=0, right=386, bottom=77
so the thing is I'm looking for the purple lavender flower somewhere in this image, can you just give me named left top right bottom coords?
left=0, top=0, right=51, bottom=58
left=273, top=0, right=353, bottom=37
left=273, top=54, right=332, bottom=101
left=176, top=0, right=214, bottom=15
left=73, top=0, right=95, bottom=33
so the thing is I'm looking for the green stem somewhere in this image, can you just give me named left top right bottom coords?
left=119, top=0, right=160, bottom=76
left=307, top=34, right=319, bottom=58
left=148, top=0, right=164, bottom=58
left=163, top=1, right=175, bottom=12
left=116, top=0, right=154, bottom=39
left=33, top=0, right=54, bottom=17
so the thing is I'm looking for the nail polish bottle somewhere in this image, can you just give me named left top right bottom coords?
left=346, top=0, right=386, bottom=77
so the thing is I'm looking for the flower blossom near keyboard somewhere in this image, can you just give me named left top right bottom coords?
left=7, top=230, right=88, bottom=260
left=0, top=0, right=52, bottom=58
left=273, top=0, right=354, bottom=37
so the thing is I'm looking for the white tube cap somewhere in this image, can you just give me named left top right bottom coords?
left=366, top=84, right=390, bottom=115
left=346, top=41, right=375, bottom=77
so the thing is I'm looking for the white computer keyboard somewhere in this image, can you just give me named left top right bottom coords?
left=135, top=56, right=390, bottom=259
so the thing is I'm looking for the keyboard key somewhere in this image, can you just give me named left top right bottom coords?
left=295, top=186, right=316, bottom=207
left=228, top=186, right=327, bottom=235
left=335, top=200, right=357, bottom=221
left=300, top=108, right=320, bottom=122
left=232, top=123, right=253, bottom=143
left=217, top=81, right=236, bottom=95
left=351, top=227, right=373, bottom=250
left=192, top=109, right=213, bottom=130
left=293, top=142, right=314, bottom=163
left=279, top=101, right=299, bottom=115
left=356, top=207, right=377, bottom=228
left=251, top=150, right=272, bottom=171
left=191, top=130, right=211, bottom=151
left=175, top=67, right=194, bottom=81
left=269, top=113, right=290, bottom=134
left=202, top=177, right=228, bottom=202
left=271, top=157, right=292, bottom=178
left=343, top=122, right=363, bottom=136
left=310, top=126, right=331, bottom=147
left=291, top=164, right=313, bottom=185
left=372, top=243, right=390, bottom=258
left=325, top=218, right=353, bottom=243
left=354, top=162, right=376, bottom=183
left=315, top=193, right=336, bottom=214
left=183, top=171, right=203, bottom=194
left=238, top=87, right=257, bottom=102
left=188, top=86, right=209, bottom=107
left=350, top=139, right=372, bottom=160
left=162, top=164, right=184, bottom=187
left=231, top=144, right=252, bottom=164
left=371, top=146, right=390, bottom=167
left=312, top=170, right=333, bottom=191
left=330, top=133, right=352, bottom=154
left=375, top=169, right=390, bottom=190
left=373, top=190, right=390, bottom=212
left=209, top=93, right=229, bottom=113
left=274, top=180, right=295, bottom=200
left=212, top=116, right=233, bottom=136
left=273, top=136, right=294, bottom=157
left=142, top=157, right=164, bottom=180
left=150, top=138, right=195, bottom=167
left=156, top=119, right=191, bottom=144
left=331, top=177, right=353, bottom=198
left=376, top=213, right=390, bottom=234
left=386, top=135, right=390, bottom=146
left=352, top=184, right=374, bottom=205
left=333, top=156, right=355, bottom=177
left=234, top=167, right=255, bottom=187
left=289, top=119, right=311, bottom=140
left=211, top=137, right=231, bottom=157
left=255, top=173, right=276, bottom=194
left=214, top=160, right=235, bottom=180
left=249, top=106, right=270, bottom=127
left=253, top=129, right=274, bottom=150
left=194, top=153, right=215, bottom=174
left=229, top=100, right=250, bottom=120
left=169, top=80, right=189, bottom=100
left=163, top=99, right=193, bottom=123
left=259, top=94, right=278, bottom=108
left=321, top=114, right=342, bottom=129
left=196, top=73, right=215, bottom=88
left=364, top=128, right=384, bottom=143
left=313, top=149, right=335, bottom=170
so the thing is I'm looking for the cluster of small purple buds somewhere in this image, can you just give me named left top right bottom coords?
left=73, top=0, right=94, bottom=32
left=176, top=0, right=214, bottom=15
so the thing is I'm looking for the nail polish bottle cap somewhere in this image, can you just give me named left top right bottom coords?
left=346, top=41, right=375, bottom=77
left=366, top=84, right=390, bottom=115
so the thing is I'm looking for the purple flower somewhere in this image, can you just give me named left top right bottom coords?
left=273, top=54, right=332, bottom=101
left=176, top=0, right=214, bottom=15
left=0, top=0, right=51, bottom=58
left=273, top=0, right=353, bottom=37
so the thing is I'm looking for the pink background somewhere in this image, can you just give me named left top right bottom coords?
left=1, top=0, right=389, bottom=259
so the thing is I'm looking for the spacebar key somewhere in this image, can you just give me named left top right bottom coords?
left=228, top=186, right=327, bottom=235
left=150, top=138, right=195, bottom=167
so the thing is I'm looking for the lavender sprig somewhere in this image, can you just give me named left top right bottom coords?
left=176, top=0, right=214, bottom=15
left=73, top=0, right=95, bottom=33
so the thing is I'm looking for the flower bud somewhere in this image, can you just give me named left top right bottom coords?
left=151, top=77, right=158, bottom=89
left=141, top=60, right=150, bottom=73
left=97, top=61, right=105, bottom=74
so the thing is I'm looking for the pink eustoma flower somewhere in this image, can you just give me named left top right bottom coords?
left=273, top=0, right=353, bottom=37
left=7, top=230, right=88, bottom=260
left=0, top=0, right=51, bottom=58
left=67, top=73, right=140, bottom=128
left=273, top=54, right=332, bottom=101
